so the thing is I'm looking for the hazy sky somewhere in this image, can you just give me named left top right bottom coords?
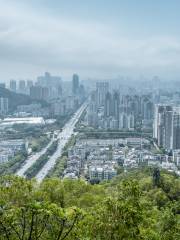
left=0, top=0, right=180, bottom=81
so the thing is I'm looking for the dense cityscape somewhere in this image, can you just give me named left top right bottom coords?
left=0, top=1, right=180, bottom=239
left=0, top=74, right=180, bottom=182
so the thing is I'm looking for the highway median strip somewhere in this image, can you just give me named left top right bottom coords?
left=46, top=135, right=76, bottom=178
left=24, top=140, right=58, bottom=179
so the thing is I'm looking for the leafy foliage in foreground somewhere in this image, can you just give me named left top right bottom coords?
left=0, top=169, right=180, bottom=239
left=0, top=152, right=27, bottom=176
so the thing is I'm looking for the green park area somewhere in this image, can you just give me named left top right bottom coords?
left=0, top=168, right=179, bottom=239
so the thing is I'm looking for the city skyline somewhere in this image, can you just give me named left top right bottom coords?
left=1, top=0, right=180, bottom=81
left=0, top=2, right=180, bottom=237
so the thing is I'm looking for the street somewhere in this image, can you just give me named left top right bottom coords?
left=16, top=102, right=87, bottom=181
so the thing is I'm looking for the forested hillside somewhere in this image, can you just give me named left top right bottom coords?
left=0, top=168, right=179, bottom=239
left=0, top=87, right=32, bottom=111
left=0, top=87, right=47, bottom=112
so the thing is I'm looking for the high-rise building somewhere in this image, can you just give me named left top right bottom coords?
left=153, top=105, right=173, bottom=149
left=27, top=80, right=33, bottom=88
left=112, top=91, right=120, bottom=120
left=30, top=86, right=50, bottom=100
left=72, top=74, right=79, bottom=95
left=104, top=92, right=112, bottom=117
left=128, top=114, right=135, bottom=130
left=0, top=83, right=6, bottom=88
left=172, top=110, right=180, bottom=149
left=154, top=105, right=163, bottom=146
left=153, top=104, right=159, bottom=140
left=79, top=84, right=85, bottom=101
left=0, top=98, right=8, bottom=115
left=119, top=112, right=134, bottom=130
left=164, top=107, right=173, bottom=150
left=26, top=80, right=33, bottom=95
left=132, top=95, right=141, bottom=118
left=42, top=87, right=50, bottom=100
left=30, top=86, right=42, bottom=100
left=19, top=80, right=26, bottom=93
left=37, top=72, right=61, bottom=87
left=153, top=105, right=180, bottom=150
left=87, top=91, right=98, bottom=127
left=96, top=82, right=109, bottom=107
left=141, top=97, right=154, bottom=120
left=10, top=80, right=16, bottom=92
left=52, top=99, right=66, bottom=116
left=57, top=85, right=62, bottom=97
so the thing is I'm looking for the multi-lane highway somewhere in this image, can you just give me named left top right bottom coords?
left=16, top=139, right=54, bottom=177
left=16, top=102, right=87, bottom=181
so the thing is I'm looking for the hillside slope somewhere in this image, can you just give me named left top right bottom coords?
left=0, top=87, right=32, bottom=111
left=0, top=168, right=179, bottom=239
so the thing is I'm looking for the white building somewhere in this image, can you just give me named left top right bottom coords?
left=0, top=139, right=28, bottom=152
left=89, top=166, right=117, bottom=181
left=0, top=148, right=14, bottom=164
left=0, top=97, right=8, bottom=115
left=173, top=150, right=180, bottom=166
left=0, top=117, right=45, bottom=127
left=119, top=112, right=134, bottom=130
left=153, top=104, right=180, bottom=150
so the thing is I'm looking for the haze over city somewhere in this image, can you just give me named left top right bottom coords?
left=0, top=2, right=180, bottom=239
left=1, top=0, right=180, bottom=80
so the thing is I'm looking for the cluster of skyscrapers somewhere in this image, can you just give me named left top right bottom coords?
left=30, top=72, right=62, bottom=100
left=0, top=72, right=86, bottom=118
left=87, top=82, right=153, bottom=130
left=153, top=105, right=180, bottom=150
left=9, top=79, right=33, bottom=95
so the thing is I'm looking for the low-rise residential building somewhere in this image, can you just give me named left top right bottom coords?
left=89, top=166, right=117, bottom=181
left=0, top=148, right=14, bottom=164
left=62, top=137, right=180, bottom=181
left=0, top=139, right=28, bottom=153
left=173, top=150, right=180, bottom=166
